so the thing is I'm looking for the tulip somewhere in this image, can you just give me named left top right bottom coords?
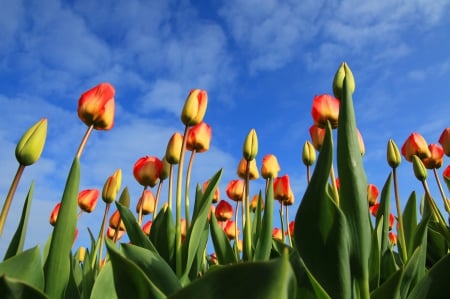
left=311, top=94, right=340, bottom=129
left=309, top=124, right=325, bottom=151
left=165, top=133, right=184, bottom=164
left=261, top=154, right=281, bottom=179
left=202, top=180, right=220, bottom=203
left=250, top=194, right=264, bottom=212
left=77, top=83, right=115, bottom=130
left=401, top=133, right=431, bottom=162
left=274, top=175, right=292, bottom=203
left=444, top=165, right=450, bottom=184
left=301, top=141, right=316, bottom=166
left=186, top=122, right=212, bottom=153
left=388, top=231, right=397, bottom=246
left=49, top=202, right=61, bottom=226
left=209, top=253, right=218, bottom=265
left=237, top=158, right=260, bottom=180
left=136, top=190, right=156, bottom=215
left=102, top=169, right=122, bottom=204
left=226, top=179, right=245, bottom=202
left=15, top=118, right=48, bottom=166
left=223, top=220, right=239, bottom=240
left=215, top=200, right=233, bottom=221
left=142, top=220, right=152, bottom=236
left=439, top=128, right=450, bottom=156
left=412, top=155, right=428, bottom=181
left=332, top=62, right=355, bottom=100
left=367, top=184, right=379, bottom=207
left=78, top=189, right=100, bottom=213
left=422, top=144, right=444, bottom=169
left=106, top=227, right=125, bottom=241
left=286, top=220, right=295, bottom=236
left=181, top=89, right=208, bottom=126
left=272, top=228, right=283, bottom=241
left=243, top=129, right=258, bottom=161
left=159, top=157, right=171, bottom=180
left=78, top=247, right=86, bottom=263
left=387, top=139, right=402, bottom=168
left=109, top=210, right=125, bottom=231
left=133, top=156, right=163, bottom=187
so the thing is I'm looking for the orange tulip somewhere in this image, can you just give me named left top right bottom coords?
left=165, top=133, right=183, bottom=164
left=49, top=202, right=61, bottom=226
left=106, top=227, right=125, bottom=241
left=272, top=228, right=283, bottom=240
left=286, top=220, right=295, bottom=236
left=311, top=94, right=340, bottom=129
left=78, top=189, right=100, bottom=213
left=77, top=83, right=115, bottom=130
left=422, top=144, right=444, bottom=169
left=215, top=200, right=233, bottom=221
left=444, top=165, right=450, bottom=183
left=237, top=158, right=259, bottom=180
left=261, top=154, right=280, bottom=179
left=309, top=124, right=325, bottom=151
left=142, top=220, right=152, bottom=236
left=226, top=179, right=245, bottom=202
left=186, top=122, right=212, bottom=153
left=250, top=194, right=264, bottom=212
left=274, top=175, right=293, bottom=203
left=202, top=180, right=220, bottom=203
left=181, top=89, right=208, bottom=126
left=133, top=156, right=163, bottom=187
left=401, top=133, right=431, bottom=162
left=439, top=128, right=450, bottom=156
left=223, top=220, right=239, bottom=240
left=389, top=232, right=397, bottom=246
left=109, top=210, right=125, bottom=231
left=367, top=184, right=379, bottom=206
left=136, top=190, right=156, bottom=215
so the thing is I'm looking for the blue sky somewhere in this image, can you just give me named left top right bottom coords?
left=1, top=0, right=450, bottom=255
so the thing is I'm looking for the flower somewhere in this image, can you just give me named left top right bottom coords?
left=243, top=129, right=258, bottom=160
left=369, top=203, right=395, bottom=230
left=438, top=127, right=450, bottom=156
left=261, top=154, right=281, bottom=179
left=159, top=157, right=171, bottom=180
left=250, top=194, right=264, bottom=212
left=226, top=179, right=245, bottom=202
left=106, top=227, right=125, bottom=241
left=367, top=184, right=379, bottom=207
left=311, top=94, right=340, bottom=129
left=444, top=165, right=450, bottom=184
left=401, top=133, right=431, bottom=162
left=332, top=62, right=355, bottom=100
left=186, top=122, right=212, bottom=153
left=49, top=202, right=61, bottom=226
left=237, top=158, right=259, bottom=180
left=422, top=144, right=444, bottom=169
left=223, top=220, right=239, bottom=240
left=181, top=89, right=208, bottom=126
left=109, top=210, right=125, bottom=231
left=78, top=189, right=100, bottom=213
left=412, top=155, right=428, bottom=181
left=272, top=228, right=283, bottom=240
left=309, top=124, right=325, bottom=151
left=133, top=156, right=163, bottom=187
left=136, top=190, right=156, bottom=215
left=286, top=221, right=295, bottom=236
left=165, top=133, right=184, bottom=164
left=387, top=139, right=401, bottom=168
left=142, top=220, right=152, bottom=236
left=15, top=118, right=48, bottom=166
left=274, top=175, right=294, bottom=204
left=202, top=180, right=220, bottom=203
left=389, top=232, right=397, bottom=246
left=102, top=169, right=122, bottom=203
left=302, top=140, right=316, bottom=166
left=215, top=200, right=233, bottom=221
left=77, top=83, right=115, bottom=130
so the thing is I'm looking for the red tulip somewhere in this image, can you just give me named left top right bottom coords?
left=422, top=144, right=444, bottom=169
left=77, top=83, right=115, bottom=130
left=272, top=228, right=283, bottom=240
left=367, top=184, right=379, bottom=206
left=309, top=124, right=325, bottom=151
left=223, top=220, right=239, bottom=240
left=49, top=202, right=61, bottom=226
left=186, top=122, right=212, bottom=153
left=78, top=189, right=100, bottom=213
left=388, top=231, right=397, bottom=246
left=401, top=133, right=431, bottom=162
left=215, top=200, right=233, bottom=221
left=438, top=127, right=450, bottom=156
left=142, top=220, right=152, bottom=236
left=133, top=156, right=163, bottom=187
left=311, top=94, right=340, bottom=129
left=274, top=175, right=294, bottom=204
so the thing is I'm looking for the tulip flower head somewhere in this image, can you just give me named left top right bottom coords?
left=250, top=194, right=264, bottom=212
left=332, top=61, right=355, bottom=100
left=133, top=156, right=163, bottom=187
left=439, top=127, right=450, bottom=156
left=186, top=122, right=212, bottom=153
left=165, top=132, right=184, bottom=164
left=274, top=175, right=293, bottom=204
left=272, top=228, right=283, bottom=241
left=203, top=180, right=220, bottom=203
left=237, top=158, right=260, bottom=180
left=287, top=220, right=295, bottom=236
left=444, top=165, right=450, bottom=184
left=387, top=139, right=402, bottom=168
left=401, top=133, right=431, bottom=162
left=302, top=141, right=316, bottom=166
left=261, top=154, right=281, bottom=179
left=215, top=199, right=233, bottom=221
left=311, top=94, right=340, bottom=129
left=309, top=124, right=325, bottom=151
left=102, top=169, right=122, bottom=204
left=106, top=227, right=125, bottom=241
left=78, top=189, right=100, bottom=213
left=181, top=89, right=208, bottom=126
left=159, top=157, right=171, bottom=180
left=49, top=202, right=61, bottom=226
left=77, top=83, right=115, bottom=130
left=388, top=231, right=397, bottom=246
left=223, top=220, right=239, bottom=240
left=136, top=190, right=156, bottom=215
left=422, top=144, right=444, bottom=169
left=226, top=179, right=245, bottom=202
left=109, top=210, right=125, bottom=231
left=243, top=129, right=258, bottom=161
left=15, top=118, right=48, bottom=166
left=142, top=220, right=152, bottom=236
left=367, top=184, right=379, bottom=207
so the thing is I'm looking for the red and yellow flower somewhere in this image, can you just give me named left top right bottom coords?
left=133, top=156, right=163, bottom=187
left=311, top=94, right=340, bottom=129
left=77, top=83, right=115, bottom=130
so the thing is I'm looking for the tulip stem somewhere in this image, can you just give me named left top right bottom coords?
left=433, top=168, right=450, bottom=213
left=0, top=164, right=25, bottom=237
left=76, top=125, right=94, bottom=159
left=285, top=205, right=292, bottom=247
left=330, top=164, right=340, bottom=206
left=392, top=168, right=407, bottom=262
left=243, top=160, right=252, bottom=261
left=234, top=201, right=240, bottom=260
left=279, top=202, right=286, bottom=243
left=94, top=202, right=111, bottom=272
left=153, top=180, right=163, bottom=221
left=306, top=165, right=311, bottom=184
left=168, top=164, right=174, bottom=210
left=138, top=187, right=146, bottom=226
left=185, top=150, right=196, bottom=228
left=422, top=179, right=446, bottom=226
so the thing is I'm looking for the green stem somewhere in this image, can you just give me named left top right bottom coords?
left=392, top=168, right=408, bottom=262
left=234, top=201, right=240, bottom=260
left=185, top=150, right=196, bottom=228
left=75, top=124, right=94, bottom=159
left=168, top=164, right=174, bottom=210
left=0, top=164, right=25, bottom=237
left=306, top=165, right=311, bottom=184
left=153, top=179, right=164, bottom=221
left=422, top=179, right=446, bottom=226
left=243, top=160, right=252, bottom=261
left=285, top=205, right=292, bottom=247
left=138, top=187, right=147, bottom=225
left=94, top=202, right=111, bottom=272
left=433, top=168, right=450, bottom=213
left=279, top=201, right=285, bottom=243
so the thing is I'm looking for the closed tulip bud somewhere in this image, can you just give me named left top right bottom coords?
left=186, top=122, right=212, bottom=153
left=106, top=227, right=125, bottom=241
left=367, top=184, right=379, bottom=206
left=15, top=118, right=47, bottom=166
left=223, top=220, right=239, bottom=240
left=401, top=133, right=431, bottom=162
left=215, top=199, right=233, bottom=221
left=77, top=83, right=115, bottom=130
left=109, top=210, right=125, bottom=231
left=274, top=175, right=292, bottom=203
left=226, top=179, right=245, bottom=202
left=102, top=169, right=122, bottom=203
left=388, top=231, right=397, bottom=246
left=203, top=180, right=220, bottom=203
left=250, top=194, right=264, bottom=212
left=412, top=155, right=427, bottom=181
left=237, top=158, right=260, bottom=180
left=133, top=156, right=163, bottom=187
left=165, top=133, right=183, bottom=164
left=309, top=124, right=325, bottom=151
left=389, top=213, right=395, bottom=230
left=243, top=129, right=258, bottom=161
left=332, top=62, right=355, bottom=100
left=78, top=247, right=86, bottom=263
left=49, top=202, right=61, bottom=226
left=387, top=139, right=401, bottom=168
left=261, top=154, right=280, bottom=179
left=438, top=128, right=450, bottom=156
left=272, top=228, right=283, bottom=241
left=422, top=144, right=444, bottom=169
left=78, top=189, right=100, bottom=213
left=180, top=218, right=187, bottom=242
left=159, top=157, right=170, bottom=180
left=136, top=190, right=155, bottom=215
left=311, top=94, right=340, bottom=129
left=142, top=220, right=152, bottom=236
left=181, top=89, right=208, bottom=126
left=302, top=141, right=316, bottom=166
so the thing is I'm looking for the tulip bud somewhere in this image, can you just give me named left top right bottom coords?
left=226, top=179, right=245, bottom=202
left=302, top=141, right=316, bottom=166
left=333, top=62, right=355, bottom=100
left=159, top=157, right=170, bottom=180
left=142, top=220, right=152, bottom=236
left=237, top=158, right=260, bottom=180
left=309, top=124, right=325, bottom=151
left=136, top=190, right=155, bottom=215
left=78, top=247, right=86, bottom=263
left=106, top=227, right=125, bottom=241
left=287, top=221, right=295, bottom=236
left=102, top=169, right=122, bottom=203
left=15, top=118, right=47, bottom=166
left=243, top=129, right=258, bottom=161
left=133, top=156, right=163, bottom=187
left=215, top=200, right=233, bottom=221
left=165, top=133, right=183, bottom=164
left=78, top=189, right=100, bottom=213
left=311, top=94, right=340, bottom=129
left=401, top=133, right=431, bottom=162
left=388, top=231, right=397, bottom=246
left=223, top=220, right=239, bottom=240
left=274, top=175, right=294, bottom=205
left=186, top=122, right=212, bottom=153
left=109, top=210, right=125, bottom=230
left=49, top=202, right=61, bottom=226
left=118, top=187, right=130, bottom=208
left=181, top=89, right=208, bottom=126
left=412, top=155, right=427, bottom=181
left=250, top=194, right=264, bottom=212
left=77, top=83, right=115, bottom=130
left=272, top=228, right=283, bottom=241
left=438, top=128, right=450, bottom=156
left=387, top=139, right=401, bottom=168
left=261, top=154, right=280, bottom=179
left=367, top=184, right=379, bottom=206
left=422, top=144, right=444, bottom=169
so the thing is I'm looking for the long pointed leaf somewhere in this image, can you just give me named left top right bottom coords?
left=0, top=276, right=48, bottom=299
left=209, top=213, right=237, bottom=265
left=254, top=177, right=274, bottom=261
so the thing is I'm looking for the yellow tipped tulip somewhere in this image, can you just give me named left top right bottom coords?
left=102, top=169, right=122, bottom=203
left=387, top=139, right=401, bottom=168
left=261, top=154, right=280, bottom=179
left=181, top=89, right=208, bottom=126
left=165, top=132, right=184, bottom=164
left=243, top=129, right=258, bottom=161
left=302, top=141, right=316, bottom=166
left=15, top=118, right=47, bottom=166
left=77, top=83, right=115, bottom=130
left=237, top=158, right=259, bottom=180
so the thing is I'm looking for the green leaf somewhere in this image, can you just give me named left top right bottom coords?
left=0, top=276, right=48, bottom=299
left=369, top=217, right=382, bottom=290
left=105, top=239, right=166, bottom=299
left=79, top=249, right=95, bottom=299
left=209, top=213, right=237, bottom=265
left=254, top=177, right=274, bottom=261
left=251, top=190, right=263, bottom=246
left=149, top=206, right=175, bottom=268
left=294, top=122, right=351, bottom=298
left=44, top=158, right=80, bottom=299
left=169, top=253, right=296, bottom=299
left=90, top=262, right=117, bottom=299
left=0, top=246, right=44, bottom=291
left=375, top=174, right=392, bottom=255
left=399, top=245, right=426, bottom=298
left=4, top=182, right=34, bottom=260
left=370, top=269, right=402, bottom=299
left=402, top=192, right=417, bottom=258
left=337, top=76, right=370, bottom=296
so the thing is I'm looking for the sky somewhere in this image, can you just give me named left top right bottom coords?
left=0, top=0, right=450, bottom=256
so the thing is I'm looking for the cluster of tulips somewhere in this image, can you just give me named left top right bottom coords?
left=1, top=61, right=450, bottom=299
